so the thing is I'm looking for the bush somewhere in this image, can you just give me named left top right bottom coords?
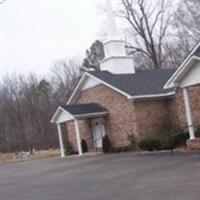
left=139, top=136, right=160, bottom=151
left=127, top=134, right=138, bottom=151
left=172, top=131, right=189, bottom=147
left=81, top=139, right=88, bottom=153
left=139, top=134, right=175, bottom=151
left=161, top=135, right=175, bottom=150
left=110, top=146, right=130, bottom=153
left=102, top=135, right=112, bottom=153
left=195, top=125, right=200, bottom=137
left=136, top=128, right=197, bottom=152
left=171, top=125, right=200, bottom=145
left=64, top=141, right=73, bottom=155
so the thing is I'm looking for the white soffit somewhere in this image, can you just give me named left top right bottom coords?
left=81, top=76, right=100, bottom=91
left=164, top=56, right=200, bottom=89
left=67, top=73, right=101, bottom=105
left=164, top=42, right=200, bottom=89
left=179, top=59, right=200, bottom=88
left=50, top=107, right=74, bottom=123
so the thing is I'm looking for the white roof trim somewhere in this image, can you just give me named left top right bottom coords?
left=128, top=91, right=175, bottom=100
left=164, top=41, right=200, bottom=89
left=86, top=72, right=132, bottom=98
left=164, top=55, right=200, bottom=89
left=74, top=111, right=109, bottom=119
left=51, top=107, right=108, bottom=123
left=50, top=106, right=74, bottom=123
left=67, top=71, right=177, bottom=104
left=67, top=72, right=132, bottom=104
left=67, top=73, right=88, bottom=105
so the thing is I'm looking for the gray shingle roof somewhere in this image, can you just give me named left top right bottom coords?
left=88, top=69, right=176, bottom=96
left=62, top=103, right=108, bottom=116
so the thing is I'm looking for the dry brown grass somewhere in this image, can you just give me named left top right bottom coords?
left=0, top=149, right=60, bottom=164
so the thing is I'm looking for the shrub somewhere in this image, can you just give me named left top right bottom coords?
left=139, top=136, right=161, bottom=151
left=172, top=131, right=189, bottom=147
left=102, top=135, right=112, bottom=153
left=138, top=128, right=197, bottom=152
left=127, top=134, right=138, bottom=151
left=81, top=139, right=88, bottom=153
left=171, top=125, right=200, bottom=145
left=110, top=146, right=130, bottom=153
left=195, top=125, right=200, bottom=137
left=158, top=134, right=175, bottom=150
left=64, top=141, right=73, bottom=155
left=139, top=134, right=175, bottom=151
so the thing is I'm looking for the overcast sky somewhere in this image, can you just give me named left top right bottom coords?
left=0, top=0, right=112, bottom=78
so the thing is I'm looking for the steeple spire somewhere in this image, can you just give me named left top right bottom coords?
left=100, top=0, right=135, bottom=74
left=106, top=0, right=118, bottom=39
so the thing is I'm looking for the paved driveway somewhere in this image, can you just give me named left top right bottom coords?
left=1, top=152, right=200, bottom=200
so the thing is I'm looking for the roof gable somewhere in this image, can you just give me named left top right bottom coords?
left=164, top=41, right=200, bottom=89
left=88, top=69, right=175, bottom=97
left=178, top=58, right=200, bottom=88
left=67, top=68, right=175, bottom=104
left=50, top=103, right=108, bottom=123
left=50, top=107, right=74, bottom=123
left=67, top=72, right=131, bottom=104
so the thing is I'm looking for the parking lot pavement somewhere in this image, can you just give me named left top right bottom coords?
left=1, top=152, right=200, bottom=200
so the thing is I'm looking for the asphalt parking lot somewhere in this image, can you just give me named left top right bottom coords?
left=1, top=152, right=200, bottom=200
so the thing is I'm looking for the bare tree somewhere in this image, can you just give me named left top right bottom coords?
left=51, top=58, right=80, bottom=106
left=120, top=0, right=172, bottom=69
left=174, top=0, right=200, bottom=53
left=158, top=0, right=200, bottom=70
left=0, top=58, right=80, bottom=153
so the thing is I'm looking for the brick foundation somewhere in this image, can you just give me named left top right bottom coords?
left=186, top=138, right=200, bottom=150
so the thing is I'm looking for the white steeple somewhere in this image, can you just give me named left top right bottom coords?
left=106, top=0, right=118, bottom=39
left=100, top=0, right=135, bottom=74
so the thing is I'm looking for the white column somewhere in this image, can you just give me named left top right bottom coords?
left=57, top=123, right=65, bottom=158
left=74, top=119, right=83, bottom=156
left=183, top=88, right=195, bottom=139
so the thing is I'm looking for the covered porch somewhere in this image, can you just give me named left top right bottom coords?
left=51, top=103, right=108, bottom=157
left=165, top=54, right=200, bottom=149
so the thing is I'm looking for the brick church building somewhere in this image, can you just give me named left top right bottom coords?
left=51, top=1, right=200, bottom=157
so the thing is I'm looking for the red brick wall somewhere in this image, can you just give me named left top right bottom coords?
left=174, top=84, right=200, bottom=130
left=67, top=119, right=93, bottom=152
left=134, top=84, right=200, bottom=136
left=76, top=84, right=137, bottom=147
left=134, top=98, right=177, bottom=137
left=66, top=121, right=77, bottom=150
left=189, top=84, right=200, bottom=127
